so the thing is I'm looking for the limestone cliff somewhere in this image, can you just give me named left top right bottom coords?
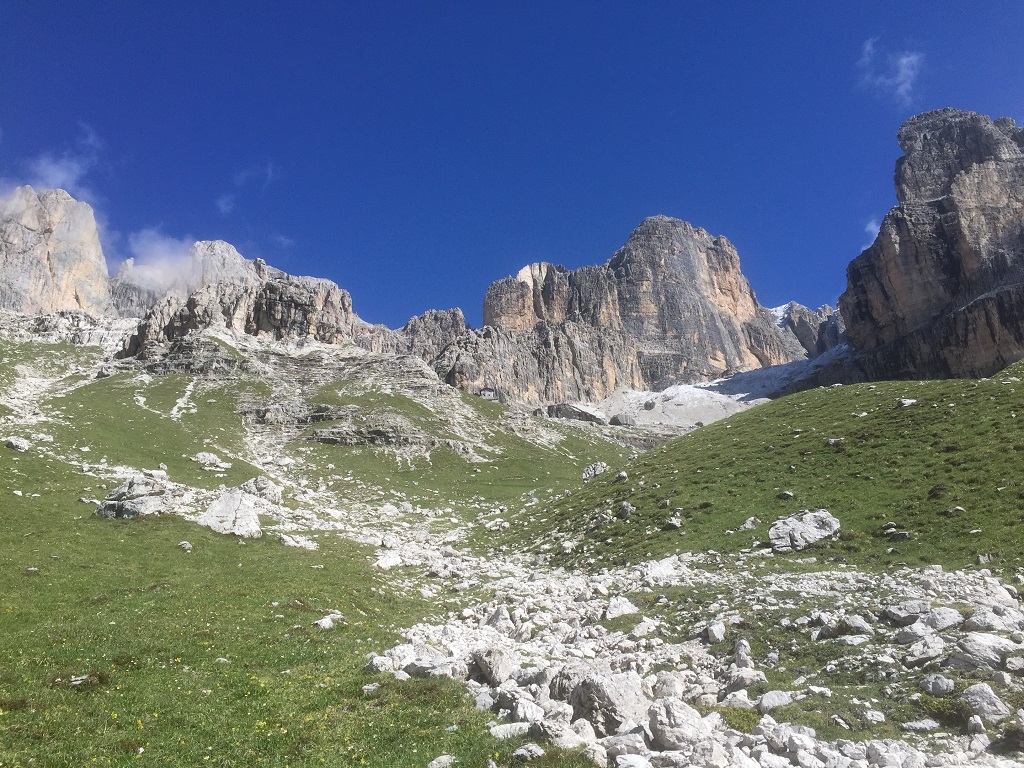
left=0, top=186, right=113, bottom=315
left=840, top=108, right=1024, bottom=379
left=123, top=245, right=356, bottom=357
left=773, top=302, right=845, bottom=359
left=436, top=216, right=807, bottom=404
left=354, top=308, right=468, bottom=363
left=110, top=240, right=259, bottom=317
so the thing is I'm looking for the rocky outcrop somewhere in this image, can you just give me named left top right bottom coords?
left=0, top=186, right=113, bottom=316
left=110, top=239, right=259, bottom=317
left=840, top=109, right=1024, bottom=379
left=122, top=247, right=357, bottom=357
left=436, top=216, right=807, bottom=404
left=354, top=308, right=468, bottom=363
left=773, top=302, right=845, bottom=359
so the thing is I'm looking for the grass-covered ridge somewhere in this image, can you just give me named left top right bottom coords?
left=519, top=362, right=1024, bottom=573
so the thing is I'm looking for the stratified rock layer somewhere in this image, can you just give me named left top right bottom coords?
left=840, top=109, right=1024, bottom=379
left=0, top=186, right=113, bottom=316
left=436, top=216, right=805, bottom=404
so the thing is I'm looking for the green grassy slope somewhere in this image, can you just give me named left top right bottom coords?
left=0, top=449, right=589, bottom=766
left=518, top=362, right=1024, bottom=573
left=292, top=381, right=629, bottom=512
left=0, top=345, right=601, bottom=766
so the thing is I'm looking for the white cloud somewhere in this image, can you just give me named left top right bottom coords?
left=233, top=162, right=277, bottom=188
left=272, top=232, right=295, bottom=248
left=128, top=228, right=195, bottom=265
left=115, top=228, right=198, bottom=293
left=216, top=162, right=277, bottom=213
left=857, top=38, right=924, bottom=107
left=14, top=124, right=105, bottom=202
left=216, top=193, right=236, bottom=215
left=861, top=217, right=881, bottom=250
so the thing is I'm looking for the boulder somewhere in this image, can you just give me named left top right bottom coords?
left=197, top=489, right=263, bottom=537
left=960, top=683, right=1012, bottom=723
left=647, top=697, right=713, bottom=750
left=919, top=674, right=955, bottom=697
left=95, top=474, right=176, bottom=519
left=4, top=437, right=29, bottom=452
left=569, top=671, right=650, bottom=738
left=946, top=633, right=1019, bottom=671
left=768, top=510, right=840, bottom=552
left=471, top=646, right=519, bottom=687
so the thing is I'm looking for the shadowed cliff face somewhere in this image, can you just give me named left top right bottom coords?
left=840, top=108, right=1024, bottom=379
left=438, top=216, right=807, bottom=404
left=0, top=186, right=113, bottom=316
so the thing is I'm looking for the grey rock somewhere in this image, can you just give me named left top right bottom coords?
left=197, top=489, right=263, bottom=538
left=960, top=683, right=1012, bottom=722
left=706, top=620, right=727, bottom=644
left=919, top=674, right=955, bottom=696
left=0, top=187, right=113, bottom=316
left=647, top=697, right=712, bottom=750
left=902, top=718, right=940, bottom=732
left=758, top=690, right=793, bottom=712
left=840, top=109, right=1024, bottom=381
left=95, top=474, right=176, bottom=519
left=239, top=476, right=283, bottom=504
left=582, top=462, right=609, bottom=480
left=606, top=596, right=640, bottom=620
left=472, top=647, right=519, bottom=687
left=903, top=635, right=946, bottom=667
left=946, top=633, right=1018, bottom=671
left=885, top=600, right=931, bottom=627
left=5, top=437, right=29, bottom=452
left=922, top=607, right=964, bottom=631
left=511, top=743, right=545, bottom=761
left=490, top=722, right=530, bottom=739
left=768, top=510, right=841, bottom=552
left=569, top=671, right=650, bottom=738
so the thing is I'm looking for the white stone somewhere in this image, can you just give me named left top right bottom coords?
left=768, top=510, right=840, bottom=552
left=198, top=489, right=262, bottom=537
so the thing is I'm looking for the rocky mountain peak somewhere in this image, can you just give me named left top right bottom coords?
left=0, top=185, right=112, bottom=316
left=895, top=108, right=1023, bottom=203
left=840, top=107, right=1024, bottom=380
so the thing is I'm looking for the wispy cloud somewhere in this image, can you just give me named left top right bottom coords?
left=115, top=228, right=198, bottom=292
left=272, top=232, right=295, bottom=248
left=216, top=193, right=236, bottom=215
left=217, top=162, right=277, bottom=215
left=857, top=37, right=924, bottom=107
left=128, top=228, right=195, bottom=264
left=233, top=162, right=277, bottom=188
left=22, top=122, right=104, bottom=202
left=861, top=217, right=881, bottom=250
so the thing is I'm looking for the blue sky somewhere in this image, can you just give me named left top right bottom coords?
left=1, top=2, right=1022, bottom=327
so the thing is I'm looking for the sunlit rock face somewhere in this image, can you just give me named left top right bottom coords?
left=0, top=186, right=113, bottom=316
left=110, top=239, right=260, bottom=318
left=436, top=215, right=806, bottom=405
left=122, top=252, right=357, bottom=357
left=840, top=108, right=1024, bottom=378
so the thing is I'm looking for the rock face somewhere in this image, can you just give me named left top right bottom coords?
left=436, top=216, right=811, bottom=404
left=0, top=186, right=113, bottom=316
left=110, top=239, right=259, bottom=317
left=122, top=247, right=357, bottom=357
left=773, top=302, right=845, bottom=359
left=354, top=308, right=469, bottom=363
left=840, top=109, right=1024, bottom=379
